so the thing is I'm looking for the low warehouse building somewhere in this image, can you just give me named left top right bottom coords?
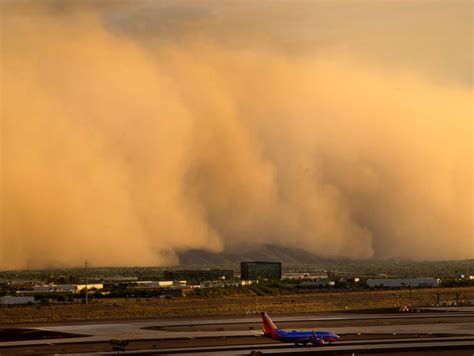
left=0, top=296, right=35, bottom=306
left=300, top=280, right=335, bottom=287
left=367, top=278, right=440, bottom=288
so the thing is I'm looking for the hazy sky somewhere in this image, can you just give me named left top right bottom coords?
left=1, top=1, right=472, bottom=269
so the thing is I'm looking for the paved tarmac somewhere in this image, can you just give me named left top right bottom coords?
left=1, top=308, right=474, bottom=354
left=71, top=340, right=474, bottom=355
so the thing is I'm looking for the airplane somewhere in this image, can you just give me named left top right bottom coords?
left=261, top=312, right=340, bottom=346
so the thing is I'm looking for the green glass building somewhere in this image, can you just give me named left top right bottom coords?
left=240, top=261, right=282, bottom=280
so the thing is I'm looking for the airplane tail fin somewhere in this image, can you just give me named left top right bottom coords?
left=261, top=312, right=278, bottom=337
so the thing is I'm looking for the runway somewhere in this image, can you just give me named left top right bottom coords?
left=1, top=308, right=474, bottom=354
left=73, top=338, right=474, bottom=355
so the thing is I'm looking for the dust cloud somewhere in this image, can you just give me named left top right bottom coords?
left=1, top=1, right=472, bottom=269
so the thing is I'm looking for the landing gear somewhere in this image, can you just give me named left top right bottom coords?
left=294, top=341, right=310, bottom=347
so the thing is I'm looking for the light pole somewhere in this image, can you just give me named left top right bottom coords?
left=85, top=260, right=88, bottom=305
left=408, top=260, right=412, bottom=306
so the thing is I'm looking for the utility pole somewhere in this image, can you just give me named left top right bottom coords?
left=85, top=260, right=88, bottom=305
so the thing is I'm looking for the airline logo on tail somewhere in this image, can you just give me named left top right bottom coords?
left=261, top=312, right=279, bottom=338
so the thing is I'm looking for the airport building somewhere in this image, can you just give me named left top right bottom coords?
left=366, top=278, right=440, bottom=288
left=163, top=270, right=234, bottom=282
left=240, top=261, right=282, bottom=281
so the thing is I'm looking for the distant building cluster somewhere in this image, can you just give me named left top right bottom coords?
left=163, top=269, right=234, bottom=282
left=30, top=284, right=104, bottom=294
left=47, top=275, right=78, bottom=284
left=2, top=259, right=472, bottom=307
left=283, top=272, right=328, bottom=280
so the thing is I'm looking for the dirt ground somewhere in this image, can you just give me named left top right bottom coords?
left=1, top=287, right=473, bottom=324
